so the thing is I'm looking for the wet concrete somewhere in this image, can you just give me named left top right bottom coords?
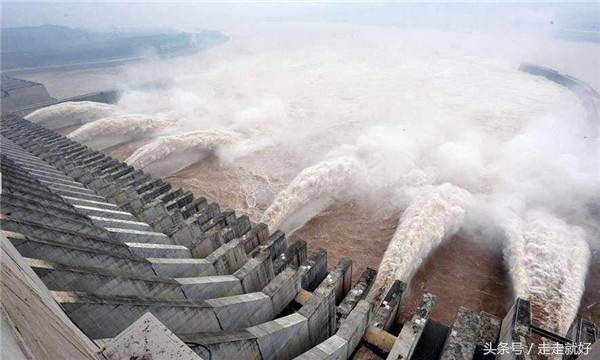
left=69, top=134, right=597, bottom=330
left=575, top=247, right=599, bottom=325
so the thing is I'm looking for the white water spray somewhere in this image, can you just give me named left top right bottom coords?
left=68, top=114, right=174, bottom=150
left=125, top=128, right=242, bottom=176
left=370, top=183, right=472, bottom=301
left=25, top=101, right=115, bottom=130
left=57, top=23, right=598, bottom=324
left=503, top=210, right=590, bottom=335
left=260, top=156, right=363, bottom=234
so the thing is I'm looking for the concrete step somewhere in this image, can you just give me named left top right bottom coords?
left=70, top=152, right=104, bottom=165
left=28, top=258, right=187, bottom=301
left=40, top=179, right=97, bottom=195
left=73, top=204, right=138, bottom=221
left=107, top=228, right=173, bottom=244
left=2, top=201, right=109, bottom=239
left=54, top=291, right=220, bottom=339
left=176, top=275, right=244, bottom=300
left=147, top=258, right=217, bottom=278
left=0, top=162, right=59, bottom=185
left=1, top=150, right=53, bottom=164
left=62, top=195, right=120, bottom=210
left=184, top=313, right=311, bottom=360
left=53, top=290, right=275, bottom=339
left=1, top=184, right=78, bottom=213
left=180, top=265, right=319, bottom=360
left=50, top=186, right=106, bottom=202
left=0, top=142, right=44, bottom=154
left=1, top=220, right=131, bottom=256
left=1, top=179, right=69, bottom=207
left=5, top=229, right=219, bottom=279
left=203, top=238, right=248, bottom=274
left=20, top=171, right=84, bottom=188
left=124, top=242, right=192, bottom=258
left=90, top=216, right=152, bottom=232
left=7, top=232, right=157, bottom=278
left=232, top=252, right=274, bottom=293
left=2, top=190, right=93, bottom=220
left=18, top=165, right=74, bottom=180
left=0, top=154, right=58, bottom=171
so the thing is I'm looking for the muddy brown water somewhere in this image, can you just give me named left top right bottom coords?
left=101, top=138, right=511, bottom=326
left=60, top=129, right=599, bottom=327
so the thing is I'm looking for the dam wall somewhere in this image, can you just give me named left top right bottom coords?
left=2, top=113, right=596, bottom=359
left=1, top=74, right=119, bottom=116
left=519, top=62, right=599, bottom=122
left=1, top=75, right=56, bottom=115
left=2, top=61, right=600, bottom=358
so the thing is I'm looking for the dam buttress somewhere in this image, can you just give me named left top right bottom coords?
left=0, top=111, right=598, bottom=359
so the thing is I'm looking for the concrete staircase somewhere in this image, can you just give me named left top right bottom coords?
left=1, top=113, right=597, bottom=359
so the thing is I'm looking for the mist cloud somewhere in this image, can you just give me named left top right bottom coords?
left=33, top=21, right=600, bottom=334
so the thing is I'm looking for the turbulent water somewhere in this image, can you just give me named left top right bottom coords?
left=25, top=101, right=115, bottom=130
left=370, top=183, right=472, bottom=301
left=68, top=114, right=174, bottom=150
left=503, top=210, right=591, bottom=334
left=125, top=128, right=242, bottom=176
left=260, top=156, right=363, bottom=234
left=46, top=24, right=599, bottom=328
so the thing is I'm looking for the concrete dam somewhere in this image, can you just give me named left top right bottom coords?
left=1, top=68, right=599, bottom=359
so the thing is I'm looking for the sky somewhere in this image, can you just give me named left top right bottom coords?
left=1, top=2, right=598, bottom=34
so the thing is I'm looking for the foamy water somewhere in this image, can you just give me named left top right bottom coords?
left=370, top=183, right=472, bottom=301
left=26, top=101, right=115, bottom=130
left=40, top=24, right=599, bottom=327
left=503, top=210, right=590, bottom=335
left=125, top=128, right=242, bottom=176
left=68, top=114, right=174, bottom=150
left=260, top=156, right=363, bottom=234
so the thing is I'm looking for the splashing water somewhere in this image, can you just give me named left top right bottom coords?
left=369, top=183, right=473, bottom=301
left=25, top=101, right=115, bottom=130
left=503, top=210, right=590, bottom=335
left=125, top=128, right=242, bottom=176
left=55, top=24, right=598, bottom=325
left=260, top=156, right=363, bottom=234
left=68, top=114, right=174, bottom=150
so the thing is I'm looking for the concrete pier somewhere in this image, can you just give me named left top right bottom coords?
left=387, top=293, right=436, bottom=360
left=439, top=307, right=481, bottom=360
left=1, top=113, right=596, bottom=359
left=496, top=298, right=534, bottom=360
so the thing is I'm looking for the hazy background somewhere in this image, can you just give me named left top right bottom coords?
left=5, top=1, right=600, bottom=333
left=3, top=2, right=599, bottom=90
left=2, top=2, right=599, bottom=33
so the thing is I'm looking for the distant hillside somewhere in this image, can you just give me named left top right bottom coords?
left=1, top=25, right=228, bottom=72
